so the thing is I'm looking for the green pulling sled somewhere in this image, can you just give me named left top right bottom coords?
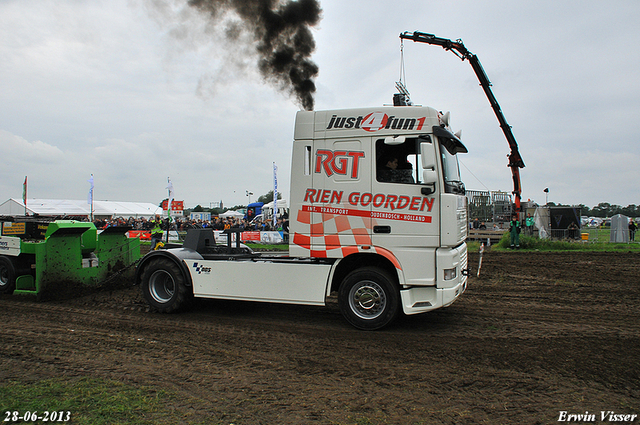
left=0, top=218, right=141, bottom=299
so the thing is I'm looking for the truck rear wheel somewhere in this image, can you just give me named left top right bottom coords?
left=338, top=268, right=399, bottom=330
left=140, top=258, right=192, bottom=313
left=0, top=257, right=16, bottom=294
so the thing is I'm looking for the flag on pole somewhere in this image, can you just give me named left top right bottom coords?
left=165, top=178, right=174, bottom=244
left=166, top=178, right=174, bottom=219
left=273, top=162, right=278, bottom=228
left=22, top=176, right=27, bottom=215
left=87, top=174, right=94, bottom=204
left=87, top=174, right=94, bottom=221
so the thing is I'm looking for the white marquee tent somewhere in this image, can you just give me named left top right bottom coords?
left=262, top=199, right=289, bottom=219
left=0, top=198, right=162, bottom=219
left=219, top=210, right=244, bottom=218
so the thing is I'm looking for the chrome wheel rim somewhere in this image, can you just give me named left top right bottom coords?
left=349, top=280, right=386, bottom=320
left=0, top=267, right=8, bottom=287
left=148, top=269, right=175, bottom=303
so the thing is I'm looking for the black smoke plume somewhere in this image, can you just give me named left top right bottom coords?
left=188, top=0, right=321, bottom=111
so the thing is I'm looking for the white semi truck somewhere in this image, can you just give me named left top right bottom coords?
left=137, top=104, right=469, bottom=330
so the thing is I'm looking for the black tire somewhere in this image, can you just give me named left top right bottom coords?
left=140, top=258, right=192, bottom=313
left=338, top=267, right=399, bottom=330
left=0, top=256, right=16, bottom=294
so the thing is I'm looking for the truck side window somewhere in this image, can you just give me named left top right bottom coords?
left=376, top=139, right=417, bottom=184
left=304, top=146, right=311, bottom=176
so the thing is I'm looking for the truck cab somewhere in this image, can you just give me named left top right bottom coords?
left=289, top=106, right=468, bottom=322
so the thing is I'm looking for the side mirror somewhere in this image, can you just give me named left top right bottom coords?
left=420, top=142, right=436, bottom=169
left=421, top=142, right=437, bottom=194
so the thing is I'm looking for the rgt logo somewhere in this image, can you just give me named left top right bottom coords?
left=315, top=149, right=365, bottom=178
left=326, top=112, right=427, bottom=132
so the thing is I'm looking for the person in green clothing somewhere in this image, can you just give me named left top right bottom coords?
left=150, top=216, right=164, bottom=250
left=509, top=214, right=521, bottom=249
left=525, top=213, right=535, bottom=235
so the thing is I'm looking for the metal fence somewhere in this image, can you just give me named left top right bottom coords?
left=549, top=227, right=638, bottom=243
left=466, top=190, right=514, bottom=223
left=549, top=229, right=584, bottom=240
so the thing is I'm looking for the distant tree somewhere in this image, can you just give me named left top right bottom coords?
left=591, top=203, right=615, bottom=218
left=590, top=203, right=606, bottom=217
left=621, top=204, right=639, bottom=218
left=578, top=204, right=591, bottom=216
left=257, top=190, right=282, bottom=204
left=193, top=205, right=204, bottom=212
left=540, top=201, right=638, bottom=218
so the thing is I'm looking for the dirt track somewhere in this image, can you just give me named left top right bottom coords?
left=2, top=251, right=639, bottom=424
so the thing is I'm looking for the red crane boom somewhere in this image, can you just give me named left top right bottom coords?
left=400, top=31, right=525, bottom=213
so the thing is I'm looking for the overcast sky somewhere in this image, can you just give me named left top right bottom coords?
left=1, top=0, right=639, bottom=211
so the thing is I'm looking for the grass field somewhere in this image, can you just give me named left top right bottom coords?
left=485, top=230, right=640, bottom=252
left=0, top=378, right=207, bottom=425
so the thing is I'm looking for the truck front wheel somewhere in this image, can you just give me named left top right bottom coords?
left=338, top=268, right=399, bottom=330
left=140, top=258, right=192, bottom=313
left=0, top=257, right=16, bottom=294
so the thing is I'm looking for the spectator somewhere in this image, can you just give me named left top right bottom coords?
left=509, top=214, right=521, bottom=249
left=567, top=222, right=579, bottom=239
left=282, top=219, right=290, bottom=243
left=150, top=216, right=164, bottom=250
left=525, top=213, right=535, bottom=235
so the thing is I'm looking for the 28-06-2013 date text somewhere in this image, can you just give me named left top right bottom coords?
left=4, top=411, right=71, bottom=422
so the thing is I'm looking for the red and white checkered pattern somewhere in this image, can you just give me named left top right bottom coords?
left=292, top=207, right=402, bottom=270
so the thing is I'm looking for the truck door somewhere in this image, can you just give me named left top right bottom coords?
left=371, top=135, right=440, bottom=241
left=370, top=135, right=441, bottom=286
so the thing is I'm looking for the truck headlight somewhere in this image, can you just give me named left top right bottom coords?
left=444, top=268, right=457, bottom=281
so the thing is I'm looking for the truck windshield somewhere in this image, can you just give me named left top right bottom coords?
left=439, top=140, right=465, bottom=194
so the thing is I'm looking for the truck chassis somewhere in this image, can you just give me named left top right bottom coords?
left=136, top=228, right=466, bottom=330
